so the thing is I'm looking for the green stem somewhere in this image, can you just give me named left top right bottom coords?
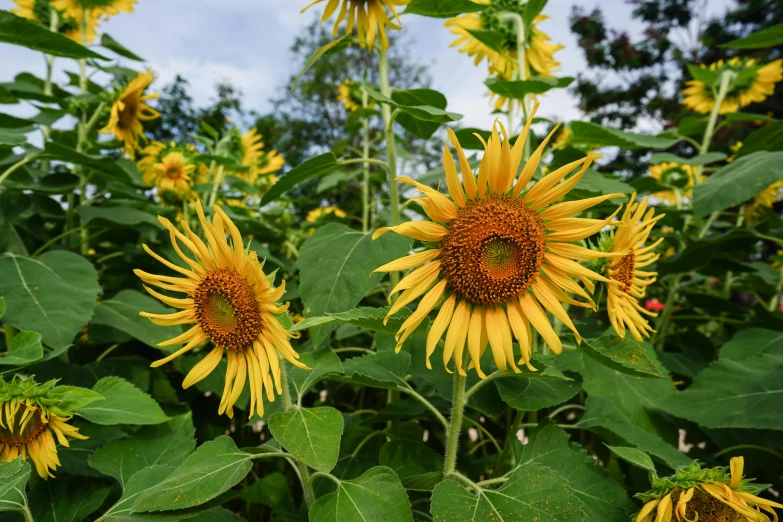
left=361, top=86, right=371, bottom=232
left=653, top=273, right=683, bottom=349
left=0, top=155, right=38, bottom=188
left=207, top=165, right=225, bottom=209
left=443, top=371, right=467, bottom=476
left=339, top=157, right=388, bottom=169
left=77, top=10, right=90, bottom=256
left=714, top=444, right=783, bottom=461
left=399, top=386, right=449, bottom=429
left=95, top=343, right=120, bottom=361
left=498, top=11, right=529, bottom=156
left=20, top=507, right=34, bottom=522
left=40, top=8, right=58, bottom=173
left=377, top=45, right=400, bottom=286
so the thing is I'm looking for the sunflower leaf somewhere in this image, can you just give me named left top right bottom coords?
left=76, top=376, right=169, bottom=426
left=0, top=330, right=43, bottom=366
left=379, top=441, right=444, bottom=491
left=0, top=458, right=30, bottom=514
left=268, top=406, right=344, bottom=473
left=0, top=11, right=107, bottom=60
left=569, top=121, right=680, bottom=149
left=606, top=445, right=656, bottom=473
left=721, top=22, right=783, bottom=49
left=581, top=331, right=668, bottom=378
left=403, top=0, right=486, bottom=17
left=648, top=152, right=727, bottom=166
left=292, top=34, right=351, bottom=89
left=91, top=289, right=184, bottom=349
left=28, top=480, right=112, bottom=522
left=485, top=77, right=574, bottom=99
left=100, top=33, right=144, bottom=61
left=260, top=152, right=338, bottom=205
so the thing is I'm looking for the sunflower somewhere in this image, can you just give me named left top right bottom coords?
left=745, top=180, right=783, bottom=225
left=99, top=70, right=160, bottom=158
left=0, top=376, right=87, bottom=479
left=302, top=0, right=410, bottom=49
left=138, top=141, right=198, bottom=205
left=636, top=458, right=782, bottom=522
left=50, top=0, right=135, bottom=22
left=306, top=206, right=347, bottom=223
left=647, top=162, right=699, bottom=206
left=603, top=194, right=664, bottom=341
left=446, top=0, right=563, bottom=80
left=373, top=105, right=625, bottom=376
left=683, top=58, right=783, bottom=115
left=12, top=0, right=101, bottom=42
left=135, top=200, right=309, bottom=418
left=228, top=128, right=285, bottom=185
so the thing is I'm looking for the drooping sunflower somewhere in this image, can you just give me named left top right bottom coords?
left=302, top=0, right=410, bottom=49
left=0, top=376, right=87, bottom=479
left=99, top=70, right=160, bottom=158
left=373, top=106, right=625, bottom=376
left=745, top=180, right=783, bottom=225
left=647, top=162, right=699, bottom=206
left=229, top=128, right=285, bottom=186
left=683, top=58, right=783, bottom=115
left=602, top=194, right=664, bottom=342
left=636, top=458, right=782, bottom=522
left=12, top=0, right=101, bottom=42
left=137, top=141, right=198, bottom=205
left=135, top=200, right=309, bottom=418
left=50, top=0, right=135, bottom=22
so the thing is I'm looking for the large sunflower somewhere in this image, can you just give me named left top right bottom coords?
left=683, top=58, right=783, bottom=115
left=446, top=0, right=563, bottom=80
left=373, top=106, right=624, bottom=376
left=636, top=458, right=782, bottom=522
left=135, top=201, right=308, bottom=418
left=302, top=0, right=410, bottom=49
left=99, top=70, right=160, bottom=158
left=745, top=180, right=783, bottom=224
left=50, top=0, right=135, bottom=22
left=12, top=0, right=101, bottom=42
left=138, top=141, right=198, bottom=205
left=647, top=162, right=699, bottom=206
left=603, top=194, right=663, bottom=341
left=0, top=376, right=87, bottom=479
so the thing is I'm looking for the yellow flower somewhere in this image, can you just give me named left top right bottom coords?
left=232, top=128, right=285, bottom=185
left=337, top=79, right=360, bottom=111
left=99, top=70, right=160, bottom=158
left=636, top=457, right=782, bottom=522
left=446, top=0, right=563, bottom=80
left=138, top=142, right=198, bottom=204
left=605, top=194, right=664, bottom=341
left=683, top=58, right=783, bottom=115
left=134, top=201, right=309, bottom=418
left=50, top=0, right=135, bottom=22
left=373, top=104, right=624, bottom=376
left=647, top=162, right=699, bottom=206
left=302, top=0, right=410, bottom=49
left=12, top=0, right=101, bottom=42
left=306, top=206, right=347, bottom=223
left=745, top=180, right=783, bottom=225
left=727, top=141, right=743, bottom=163
left=0, top=376, right=87, bottom=479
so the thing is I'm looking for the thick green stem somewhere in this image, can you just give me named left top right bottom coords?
left=498, top=11, right=530, bottom=157
left=378, top=45, right=400, bottom=248
left=40, top=8, right=58, bottom=174
left=443, top=371, right=467, bottom=476
left=207, top=165, right=225, bottom=210
left=77, top=10, right=90, bottom=255
left=361, top=87, right=371, bottom=232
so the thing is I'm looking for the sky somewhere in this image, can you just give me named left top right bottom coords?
left=2, top=0, right=735, bottom=133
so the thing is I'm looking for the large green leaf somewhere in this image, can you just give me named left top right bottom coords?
left=664, top=329, right=783, bottom=430
left=240, top=472, right=292, bottom=510
left=0, top=330, right=43, bottom=366
left=28, top=481, right=111, bottom=522
left=379, top=441, right=443, bottom=491
left=430, top=463, right=585, bottom=521
left=132, top=436, right=252, bottom=513
left=89, top=414, right=196, bottom=488
left=692, top=151, right=783, bottom=218
left=341, top=349, right=411, bottom=390
left=76, top=376, right=169, bottom=426
left=47, top=385, right=104, bottom=411
left=607, top=446, right=656, bottom=472
left=261, top=152, right=339, bottom=205
left=578, top=396, right=691, bottom=469
left=0, top=10, right=106, bottom=59
left=298, top=223, right=410, bottom=346
left=569, top=121, right=679, bottom=149
left=309, top=466, right=413, bottom=522
left=292, top=306, right=425, bottom=337
left=515, top=423, right=635, bottom=521
left=722, top=22, right=783, bottom=49
left=485, top=77, right=574, bottom=99
left=0, top=458, right=30, bottom=515
left=100, top=33, right=144, bottom=61
left=649, top=152, right=727, bottom=166
left=43, top=141, right=132, bottom=178
left=0, top=250, right=99, bottom=351
left=286, top=349, right=343, bottom=403
left=495, top=372, right=582, bottom=411
left=581, top=331, right=667, bottom=378
left=577, top=169, right=634, bottom=195
left=91, top=289, right=183, bottom=349
left=404, top=0, right=485, bottom=17
left=78, top=206, right=161, bottom=227
left=268, top=406, right=344, bottom=473
left=365, top=87, right=462, bottom=123
left=735, top=122, right=783, bottom=158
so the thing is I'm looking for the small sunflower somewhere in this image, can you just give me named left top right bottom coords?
left=50, top=0, right=135, bottom=22
left=336, top=78, right=376, bottom=112
left=602, top=194, right=664, bottom=341
left=745, top=180, right=783, bottom=225
left=302, top=0, right=410, bottom=49
left=306, top=206, right=347, bottom=223
left=0, top=376, right=87, bottom=479
left=683, top=58, right=783, bottom=115
left=647, top=162, right=699, bottom=206
left=137, top=141, right=198, bottom=205
left=230, top=128, right=285, bottom=185
left=446, top=1, right=563, bottom=80
left=99, top=70, right=160, bottom=158
left=12, top=0, right=101, bottom=42
left=636, top=458, right=782, bottom=522
left=135, top=200, right=309, bottom=418
left=373, top=105, right=625, bottom=376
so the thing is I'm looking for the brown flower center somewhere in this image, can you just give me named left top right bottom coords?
left=118, top=95, right=139, bottom=130
left=440, top=194, right=546, bottom=307
left=671, top=488, right=744, bottom=522
left=611, top=251, right=636, bottom=293
left=0, top=407, right=47, bottom=446
left=165, top=166, right=182, bottom=179
left=194, top=268, right=262, bottom=351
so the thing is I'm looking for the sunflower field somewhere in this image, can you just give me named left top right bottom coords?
left=1, top=0, right=783, bottom=520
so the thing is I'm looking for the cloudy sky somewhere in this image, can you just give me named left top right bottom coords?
left=2, top=0, right=734, bottom=132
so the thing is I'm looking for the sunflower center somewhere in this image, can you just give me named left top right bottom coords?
left=671, top=488, right=744, bottom=522
left=118, top=96, right=139, bottom=130
left=611, top=251, right=636, bottom=293
left=0, top=407, right=47, bottom=446
left=165, top=166, right=182, bottom=179
left=440, top=194, right=546, bottom=307
left=194, top=268, right=262, bottom=351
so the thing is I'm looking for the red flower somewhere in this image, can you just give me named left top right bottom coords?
left=644, top=298, right=665, bottom=312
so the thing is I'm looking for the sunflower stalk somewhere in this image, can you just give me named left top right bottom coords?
left=361, top=85, right=371, bottom=232
left=76, top=9, right=91, bottom=256
left=443, top=370, right=467, bottom=476
left=40, top=7, right=59, bottom=175
left=497, top=11, right=530, bottom=153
